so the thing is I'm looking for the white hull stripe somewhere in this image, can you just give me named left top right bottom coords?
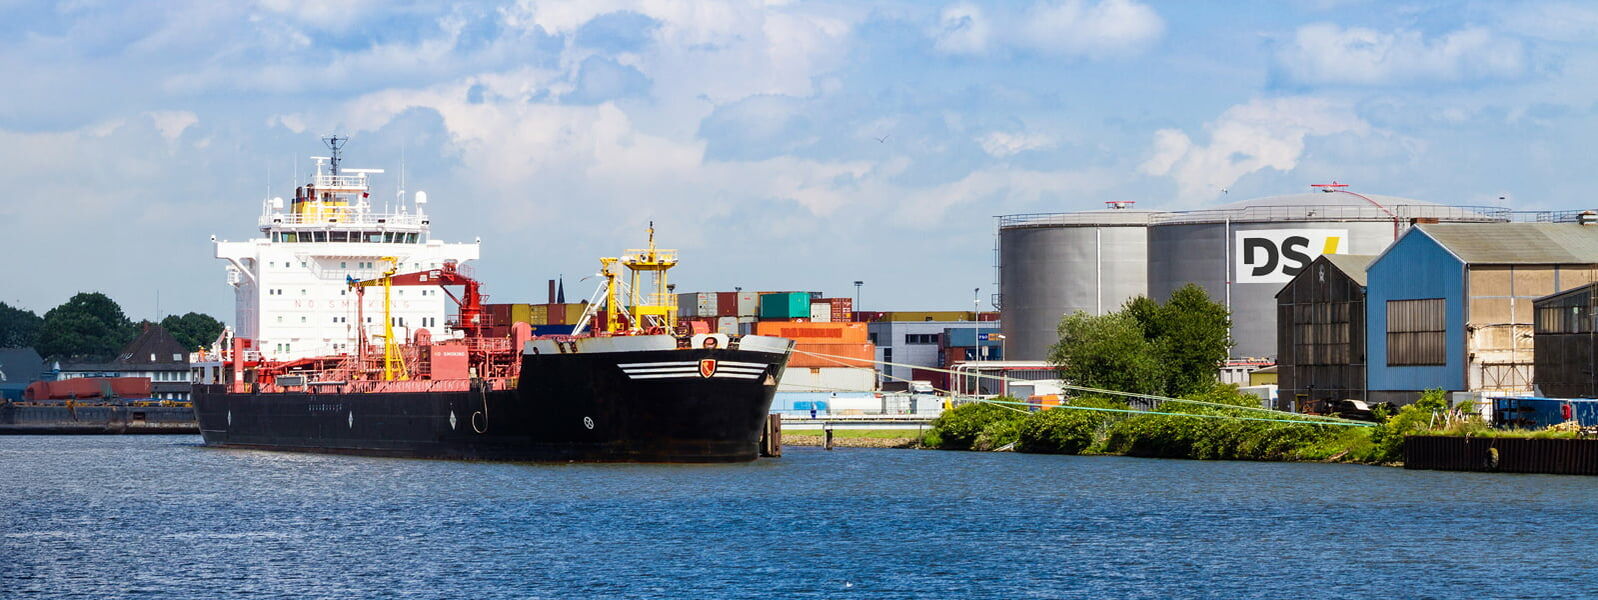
left=625, top=372, right=764, bottom=380
left=618, top=360, right=771, bottom=369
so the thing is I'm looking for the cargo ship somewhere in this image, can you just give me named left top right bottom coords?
left=193, top=137, right=792, bottom=461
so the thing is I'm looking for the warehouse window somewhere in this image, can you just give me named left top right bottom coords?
left=1387, top=299, right=1446, bottom=366
left=1535, top=305, right=1589, bottom=334
left=905, top=334, right=940, bottom=345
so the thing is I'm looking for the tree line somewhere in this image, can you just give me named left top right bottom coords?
left=0, top=293, right=223, bottom=360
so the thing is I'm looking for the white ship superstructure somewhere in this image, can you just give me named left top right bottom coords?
left=214, top=136, right=479, bottom=362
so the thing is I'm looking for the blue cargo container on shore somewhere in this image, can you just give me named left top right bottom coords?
left=759, top=292, right=811, bottom=319
left=1493, top=397, right=1598, bottom=429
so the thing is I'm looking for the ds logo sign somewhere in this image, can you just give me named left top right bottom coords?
left=1234, top=229, right=1347, bottom=284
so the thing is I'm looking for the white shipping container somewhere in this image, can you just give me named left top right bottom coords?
left=696, top=292, right=718, bottom=317
left=716, top=316, right=739, bottom=335
left=736, top=292, right=759, bottom=317
left=777, top=367, right=876, bottom=393
left=809, top=302, right=832, bottom=323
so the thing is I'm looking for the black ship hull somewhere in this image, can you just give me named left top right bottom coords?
left=193, top=343, right=788, bottom=462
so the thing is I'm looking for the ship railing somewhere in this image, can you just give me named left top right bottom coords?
left=310, top=173, right=371, bottom=189
left=259, top=212, right=427, bottom=228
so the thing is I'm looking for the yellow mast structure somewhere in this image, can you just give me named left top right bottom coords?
left=378, top=257, right=409, bottom=380
left=600, top=223, right=678, bottom=334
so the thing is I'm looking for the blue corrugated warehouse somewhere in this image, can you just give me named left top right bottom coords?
left=1365, top=222, right=1598, bottom=404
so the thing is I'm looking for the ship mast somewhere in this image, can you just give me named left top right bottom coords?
left=598, top=223, right=678, bottom=335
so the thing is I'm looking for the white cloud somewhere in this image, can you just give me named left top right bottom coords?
left=934, top=0, right=1163, bottom=58
left=1019, top=0, right=1164, bottom=58
left=146, top=111, right=198, bottom=140
left=1140, top=96, right=1369, bottom=200
left=1275, top=23, right=1526, bottom=85
left=977, top=130, right=1056, bottom=157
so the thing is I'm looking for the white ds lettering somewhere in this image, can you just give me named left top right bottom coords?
left=1234, top=229, right=1347, bottom=284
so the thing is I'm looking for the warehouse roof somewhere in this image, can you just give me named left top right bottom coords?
left=1319, top=254, right=1377, bottom=286
left=1417, top=222, right=1598, bottom=264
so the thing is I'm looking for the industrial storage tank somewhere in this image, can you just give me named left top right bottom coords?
left=1146, top=187, right=1505, bottom=360
left=997, top=202, right=1161, bottom=361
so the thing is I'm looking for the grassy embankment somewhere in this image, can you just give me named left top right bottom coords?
left=914, top=388, right=1579, bottom=464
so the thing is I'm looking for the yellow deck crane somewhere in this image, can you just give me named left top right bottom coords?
left=348, top=257, right=409, bottom=381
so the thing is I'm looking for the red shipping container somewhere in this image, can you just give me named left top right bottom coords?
left=716, top=292, right=739, bottom=317
left=910, top=368, right=949, bottom=392
left=25, top=377, right=152, bottom=401
left=978, top=311, right=1000, bottom=322
left=755, top=321, right=868, bottom=343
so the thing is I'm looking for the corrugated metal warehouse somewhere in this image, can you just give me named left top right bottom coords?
left=998, top=188, right=1504, bottom=361
left=1275, top=254, right=1374, bottom=410
left=1366, top=222, right=1598, bottom=404
left=1533, top=282, right=1598, bottom=398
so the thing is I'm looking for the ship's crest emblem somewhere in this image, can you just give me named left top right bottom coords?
left=699, top=359, right=718, bottom=378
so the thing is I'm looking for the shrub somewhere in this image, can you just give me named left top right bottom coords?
left=924, top=400, right=1026, bottom=450
left=974, top=417, right=1025, bottom=451
left=1366, top=389, right=1448, bottom=463
left=1099, top=390, right=1351, bottom=461
left=1016, top=396, right=1128, bottom=454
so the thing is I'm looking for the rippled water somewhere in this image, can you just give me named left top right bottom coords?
left=5, top=435, right=1597, bottom=599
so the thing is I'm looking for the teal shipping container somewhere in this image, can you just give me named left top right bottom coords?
left=759, top=292, right=811, bottom=319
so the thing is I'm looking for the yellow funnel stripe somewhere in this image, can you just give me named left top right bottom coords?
left=1322, top=236, right=1341, bottom=254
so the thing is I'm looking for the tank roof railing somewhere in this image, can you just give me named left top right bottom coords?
left=1149, top=204, right=1509, bottom=225
left=1511, top=209, right=1598, bottom=223
left=997, top=211, right=1158, bottom=228
left=999, top=204, right=1515, bottom=229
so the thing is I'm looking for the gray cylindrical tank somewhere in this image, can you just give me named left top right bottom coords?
left=1146, top=192, right=1503, bottom=360
left=999, top=208, right=1156, bottom=361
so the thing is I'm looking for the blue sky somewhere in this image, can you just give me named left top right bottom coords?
left=4, top=0, right=1598, bottom=321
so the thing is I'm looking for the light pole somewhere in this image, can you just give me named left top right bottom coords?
left=973, top=287, right=981, bottom=361
left=853, top=280, right=863, bottom=320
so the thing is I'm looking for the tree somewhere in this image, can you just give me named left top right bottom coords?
left=0, top=301, right=42, bottom=348
left=1048, top=284, right=1232, bottom=398
left=35, top=292, right=137, bottom=359
left=1149, top=284, right=1232, bottom=397
left=160, top=312, right=225, bottom=350
left=1049, top=311, right=1168, bottom=396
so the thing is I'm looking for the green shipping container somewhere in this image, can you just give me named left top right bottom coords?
left=759, top=292, right=811, bottom=319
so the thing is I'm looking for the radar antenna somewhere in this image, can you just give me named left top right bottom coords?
left=322, top=134, right=348, bottom=176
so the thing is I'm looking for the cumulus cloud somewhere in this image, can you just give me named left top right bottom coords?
left=1140, top=96, right=1369, bottom=200
left=977, top=131, right=1056, bottom=157
left=1274, top=23, right=1526, bottom=86
left=933, top=0, right=1163, bottom=58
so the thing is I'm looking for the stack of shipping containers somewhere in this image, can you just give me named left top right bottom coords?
left=756, top=321, right=877, bottom=393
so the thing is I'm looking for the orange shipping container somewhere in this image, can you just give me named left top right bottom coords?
left=789, top=342, right=876, bottom=368
left=755, top=321, right=868, bottom=343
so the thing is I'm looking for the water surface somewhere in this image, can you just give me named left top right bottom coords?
left=4, top=436, right=1595, bottom=599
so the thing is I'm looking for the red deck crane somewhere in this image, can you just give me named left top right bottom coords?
left=349, top=260, right=489, bottom=339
